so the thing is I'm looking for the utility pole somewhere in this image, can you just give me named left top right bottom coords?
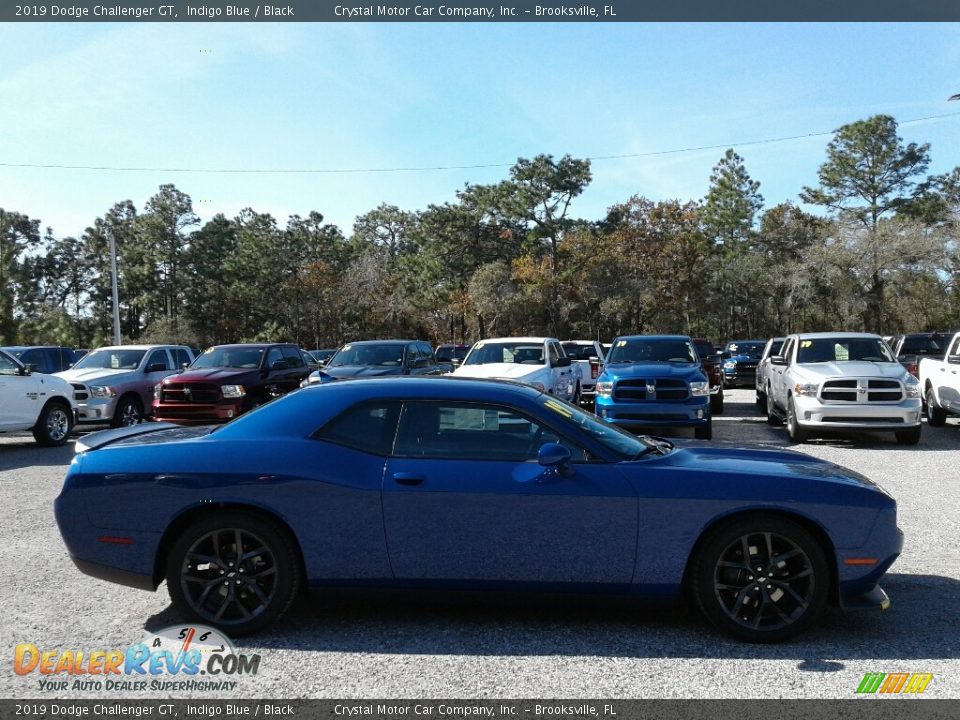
left=109, top=231, right=121, bottom=345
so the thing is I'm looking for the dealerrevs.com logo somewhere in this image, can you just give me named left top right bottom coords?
left=855, top=672, right=934, bottom=695
left=14, top=625, right=261, bottom=692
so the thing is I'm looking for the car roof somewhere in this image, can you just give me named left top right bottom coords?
left=206, top=343, right=293, bottom=349
left=789, top=332, right=882, bottom=340
left=91, top=345, right=189, bottom=351
left=0, top=345, right=69, bottom=351
left=303, top=375, right=543, bottom=400
left=726, top=339, right=765, bottom=344
left=342, top=339, right=418, bottom=346
left=476, top=337, right=554, bottom=343
left=615, top=335, right=692, bottom=342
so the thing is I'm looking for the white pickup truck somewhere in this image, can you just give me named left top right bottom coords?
left=0, top=348, right=76, bottom=446
left=918, top=331, right=960, bottom=426
left=561, top=340, right=605, bottom=405
left=765, top=332, right=922, bottom=445
left=452, top=336, right=580, bottom=403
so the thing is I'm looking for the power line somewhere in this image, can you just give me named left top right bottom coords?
left=2, top=111, right=958, bottom=175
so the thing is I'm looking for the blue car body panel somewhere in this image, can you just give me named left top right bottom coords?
left=55, top=377, right=901, bottom=610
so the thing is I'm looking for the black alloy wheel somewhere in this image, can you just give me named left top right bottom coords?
left=692, top=517, right=828, bottom=642
left=166, top=512, right=301, bottom=636
left=112, top=396, right=143, bottom=428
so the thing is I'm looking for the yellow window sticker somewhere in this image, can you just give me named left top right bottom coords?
left=800, top=340, right=812, bottom=348
left=544, top=399, right=573, bottom=418
left=617, top=340, right=627, bottom=347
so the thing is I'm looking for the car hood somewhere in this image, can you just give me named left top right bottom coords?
left=602, top=362, right=701, bottom=380
left=453, top=363, right=546, bottom=380
left=55, top=367, right=136, bottom=384
left=794, top=362, right=908, bottom=380
left=165, top=368, right=252, bottom=383
left=324, top=365, right=406, bottom=378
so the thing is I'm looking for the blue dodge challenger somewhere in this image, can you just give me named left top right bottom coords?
left=55, top=377, right=902, bottom=643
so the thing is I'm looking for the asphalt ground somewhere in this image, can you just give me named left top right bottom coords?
left=1, top=388, right=958, bottom=699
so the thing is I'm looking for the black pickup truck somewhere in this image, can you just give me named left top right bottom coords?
left=323, top=340, right=447, bottom=378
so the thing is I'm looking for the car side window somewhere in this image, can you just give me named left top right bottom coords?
left=146, top=350, right=170, bottom=371
left=951, top=337, right=960, bottom=357
left=314, top=402, right=401, bottom=455
left=781, top=339, right=794, bottom=365
left=393, top=402, right=588, bottom=462
left=281, top=346, right=304, bottom=368
left=0, top=352, right=20, bottom=375
left=19, top=349, right=44, bottom=371
left=266, top=347, right=285, bottom=371
left=419, top=342, right=434, bottom=363
left=172, top=348, right=191, bottom=368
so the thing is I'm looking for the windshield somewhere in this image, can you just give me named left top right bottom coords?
left=898, top=335, right=944, bottom=357
left=539, top=396, right=653, bottom=460
left=797, top=337, right=895, bottom=364
left=436, top=345, right=470, bottom=362
left=72, top=348, right=145, bottom=370
left=192, top=347, right=265, bottom=369
left=724, top=341, right=765, bottom=357
left=561, top=343, right=599, bottom=360
left=328, top=343, right=406, bottom=367
left=463, top=341, right=545, bottom=366
left=606, top=338, right=697, bottom=364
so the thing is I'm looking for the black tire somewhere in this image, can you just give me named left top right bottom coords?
left=571, top=383, right=581, bottom=406
left=166, top=511, right=302, bottom=636
left=694, top=419, right=713, bottom=440
left=32, top=400, right=73, bottom=447
left=711, top=389, right=724, bottom=416
left=786, top=396, right=808, bottom=443
left=111, top=395, right=143, bottom=428
left=925, top=387, right=947, bottom=427
left=895, top=426, right=922, bottom=446
left=766, top=387, right=782, bottom=426
left=756, top=389, right=766, bottom=409
left=691, top=516, right=829, bottom=643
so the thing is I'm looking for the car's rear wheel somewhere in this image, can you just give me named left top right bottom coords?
left=33, top=401, right=73, bottom=446
left=786, top=397, right=807, bottom=443
left=711, top=389, right=724, bottom=415
left=895, top=426, right=922, bottom=445
left=571, top=382, right=581, bottom=406
left=166, top=512, right=301, bottom=636
left=112, top=395, right=143, bottom=428
left=691, top=516, right=829, bottom=643
left=926, top=387, right=947, bottom=427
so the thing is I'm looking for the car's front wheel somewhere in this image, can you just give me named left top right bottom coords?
left=711, top=388, right=724, bottom=415
left=166, top=512, right=302, bottom=636
left=786, top=397, right=808, bottom=443
left=766, top=387, right=781, bottom=426
left=691, top=516, right=829, bottom=643
left=112, top=395, right=143, bottom=428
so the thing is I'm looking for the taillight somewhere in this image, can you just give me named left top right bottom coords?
left=906, top=361, right=918, bottom=378
left=589, top=359, right=599, bottom=379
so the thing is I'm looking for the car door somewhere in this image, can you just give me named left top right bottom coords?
left=0, top=352, right=38, bottom=429
left=547, top=341, right=571, bottom=399
left=771, top=337, right=794, bottom=408
left=943, top=335, right=960, bottom=411
left=381, top=400, right=638, bottom=584
left=279, top=346, right=309, bottom=390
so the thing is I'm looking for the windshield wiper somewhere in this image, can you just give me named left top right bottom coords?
left=633, top=435, right=674, bottom=458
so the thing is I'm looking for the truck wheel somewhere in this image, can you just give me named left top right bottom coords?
left=766, top=388, right=782, bottom=426
left=33, top=400, right=74, bottom=447
left=571, top=382, right=581, bottom=405
left=694, top=419, right=713, bottom=440
left=786, top=397, right=808, bottom=443
left=711, top=389, right=724, bottom=416
left=756, top=388, right=766, bottom=409
left=925, top=387, right=947, bottom=427
left=895, top=426, right=922, bottom=445
left=112, top=395, right=143, bottom=428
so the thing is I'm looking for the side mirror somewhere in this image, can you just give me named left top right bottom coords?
left=145, top=363, right=167, bottom=373
left=538, top=443, right=573, bottom=477
left=451, top=358, right=463, bottom=368
left=770, top=355, right=787, bottom=366
left=25, top=363, right=40, bottom=373
left=555, top=356, right=572, bottom=368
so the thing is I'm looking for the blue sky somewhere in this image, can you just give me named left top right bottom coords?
left=0, top=22, right=958, bottom=238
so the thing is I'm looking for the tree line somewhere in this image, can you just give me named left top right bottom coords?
left=1, top=114, right=958, bottom=350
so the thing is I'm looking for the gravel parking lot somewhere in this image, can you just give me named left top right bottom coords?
left=2, top=388, right=958, bottom=699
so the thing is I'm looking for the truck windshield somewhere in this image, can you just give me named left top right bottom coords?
left=72, top=349, right=145, bottom=370
left=607, top=339, right=696, bottom=364
left=561, top=343, right=599, bottom=360
left=193, top=347, right=265, bottom=369
left=725, top=341, right=765, bottom=357
left=797, top=338, right=895, bottom=364
left=898, top=335, right=944, bottom=357
left=463, top=342, right=545, bottom=365
left=328, top=344, right=406, bottom=367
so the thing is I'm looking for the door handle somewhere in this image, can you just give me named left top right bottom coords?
left=393, top=472, right=425, bottom=486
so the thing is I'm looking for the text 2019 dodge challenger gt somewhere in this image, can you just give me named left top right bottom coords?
left=55, top=377, right=902, bottom=642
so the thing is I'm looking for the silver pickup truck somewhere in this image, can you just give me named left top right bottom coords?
left=55, top=344, right=194, bottom=427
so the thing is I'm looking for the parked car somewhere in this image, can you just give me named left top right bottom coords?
left=561, top=340, right=606, bottom=406
left=594, top=335, right=712, bottom=439
left=323, top=340, right=446, bottom=379
left=1, top=345, right=79, bottom=375
left=765, top=333, right=922, bottom=445
left=889, top=333, right=947, bottom=378
left=691, top=338, right=724, bottom=415
left=918, top=331, right=960, bottom=427
left=721, top=339, right=767, bottom=388
left=56, top=377, right=903, bottom=642
left=434, top=343, right=472, bottom=368
left=0, top=348, right=76, bottom=446
left=308, top=349, right=337, bottom=366
left=153, top=343, right=311, bottom=424
left=452, top=337, right=579, bottom=402
left=755, top=337, right=785, bottom=409
left=300, top=350, right=321, bottom=371
left=55, top=345, right=194, bottom=427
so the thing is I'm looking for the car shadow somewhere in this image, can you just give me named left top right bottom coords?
left=143, top=572, right=959, bottom=668
left=0, top=439, right=77, bottom=470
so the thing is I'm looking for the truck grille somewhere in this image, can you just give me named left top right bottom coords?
left=820, top=378, right=903, bottom=403
left=71, top=383, right=88, bottom=401
left=614, top=378, right=689, bottom=401
left=161, top=383, right=221, bottom=403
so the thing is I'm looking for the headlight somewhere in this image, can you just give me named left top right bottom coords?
left=723, top=361, right=736, bottom=369
left=221, top=384, right=246, bottom=399
left=596, top=381, right=613, bottom=398
left=153, top=383, right=162, bottom=399
left=690, top=381, right=709, bottom=397
left=89, top=385, right=117, bottom=398
left=904, top=376, right=921, bottom=398
left=794, top=383, right=819, bottom=396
